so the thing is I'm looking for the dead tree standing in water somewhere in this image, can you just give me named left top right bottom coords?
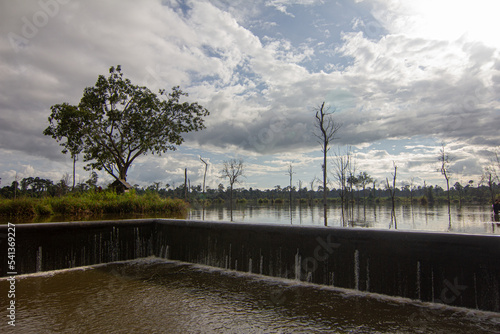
left=314, top=102, right=342, bottom=226
left=200, top=157, right=209, bottom=220
left=438, top=143, right=452, bottom=228
left=386, top=163, right=397, bottom=229
left=220, top=159, right=245, bottom=221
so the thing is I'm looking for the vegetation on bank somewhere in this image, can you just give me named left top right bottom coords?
left=192, top=194, right=495, bottom=207
left=0, top=190, right=188, bottom=219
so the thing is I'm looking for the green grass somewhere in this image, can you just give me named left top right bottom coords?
left=0, top=191, right=188, bottom=219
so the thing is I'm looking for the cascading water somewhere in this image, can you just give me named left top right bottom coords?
left=1, top=219, right=499, bottom=313
left=354, top=249, right=360, bottom=290
left=36, top=246, right=42, bottom=272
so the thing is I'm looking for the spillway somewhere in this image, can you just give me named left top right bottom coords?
left=1, top=219, right=499, bottom=312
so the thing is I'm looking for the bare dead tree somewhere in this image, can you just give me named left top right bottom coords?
left=220, top=159, right=245, bottom=221
left=200, top=157, right=208, bottom=195
left=409, top=177, right=415, bottom=204
left=347, top=156, right=357, bottom=219
left=72, top=154, right=78, bottom=190
left=286, top=163, right=296, bottom=224
left=298, top=179, right=303, bottom=203
left=386, top=162, right=397, bottom=229
left=309, top=177, right=318, bottom=206
left=184, top=168, right=188, bottom=201
left=438, top=143, right=453, bottom=227
left=480, top=166, right=496, bottom=206
left=314, top=102, right=342, bottom=226
left=286, top=163, right=295, bottom=205
left=494, top=149, right=500, bottom=181
left=333, top=147, right=351, bottom=226
left=482, top=148, right=500, bottom=205
left=200, top=157, right=209, bottom=220
left=439, top=144, right=452, bottom=204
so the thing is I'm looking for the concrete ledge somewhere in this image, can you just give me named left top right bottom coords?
left=0, top=219, right=156, bottom=275
left=1, top=219, right=499, bottom=312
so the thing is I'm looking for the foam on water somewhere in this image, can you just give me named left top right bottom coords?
left=2, top=257, right=499, bottom=333
left=9, top=254, right=495, bottom=321
left=150, top=258, right=500, bottom=323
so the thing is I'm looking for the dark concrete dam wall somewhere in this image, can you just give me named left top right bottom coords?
left=0, top=220, right=155, bottom=275
left=1, top=219, right=499, bottom=312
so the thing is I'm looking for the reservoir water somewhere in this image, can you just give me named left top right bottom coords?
left=189, top=203, right=500, bottom=235
left=2, top=258, right=499, bottom=333
left=3, top=203, right=499, bottom=235
left=2, top=204, right=498, bottom=332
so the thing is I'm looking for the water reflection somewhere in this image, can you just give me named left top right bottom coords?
left=189, top=203, right=500, bottom=234
left=2, top=258, right=499, bottom=333
left=2, top=203, right=499, bottom=235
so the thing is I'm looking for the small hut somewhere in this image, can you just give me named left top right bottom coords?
left=110, top=178, right=133, bottom=194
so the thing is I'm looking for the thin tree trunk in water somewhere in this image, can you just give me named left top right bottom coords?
left=72, top=155, right=76, bottom=190
left=230, top=184, right=233, bottom=221
left=323, top=145, right=328, bottom=226
left=184, top=168, right=188, bottom=201
left=387, top=164, right=397, bottom=229
left=446, top=178, right=451, bottom=229
left=290, top=168, right=293, bottom=225
left=314, top=102, right=341, bottom=226
left=200, top=157, right=208, bottom=220
left=341, top=196, right=345, bottom=226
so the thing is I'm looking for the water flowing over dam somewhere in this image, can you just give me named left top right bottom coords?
left=1, top=219, right=499, bottom=313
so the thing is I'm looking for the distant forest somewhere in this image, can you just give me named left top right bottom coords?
left=1, top=173, right=498, bottom=206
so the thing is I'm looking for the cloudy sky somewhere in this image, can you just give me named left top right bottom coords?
left=1, top=0, right=499, bottom=191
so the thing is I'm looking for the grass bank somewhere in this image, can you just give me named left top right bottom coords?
left=0, top=191, right=188, bottom=219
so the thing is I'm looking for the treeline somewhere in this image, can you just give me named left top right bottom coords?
left=0, top=173, right=98, bottom=199
left=157, top=181, right=498, bottom=205
left=2, top=174, right=497, bottom=206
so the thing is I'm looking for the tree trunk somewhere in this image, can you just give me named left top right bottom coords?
left=118, top=163, right=128, bottom=181
left=72, top=155, right=76, bottom=190
left=323, top=141, right=328, bottom=226
left=230, top=183, right=233, bottom=221
left=184, top=168, right=188, bottom=201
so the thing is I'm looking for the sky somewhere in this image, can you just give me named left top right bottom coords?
left=0, top=0, right=499, bottom=191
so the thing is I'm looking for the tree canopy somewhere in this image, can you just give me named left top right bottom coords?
left=44, top=65, right=209, bottom=181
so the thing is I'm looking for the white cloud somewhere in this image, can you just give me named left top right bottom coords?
left=265, top=0, right=324, bottom=15
left=0, top=0, right=499, bottom=190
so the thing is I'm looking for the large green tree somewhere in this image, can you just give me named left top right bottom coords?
left=44, top=65, right=209, bottom=181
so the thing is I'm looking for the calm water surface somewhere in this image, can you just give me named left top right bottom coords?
left=189, top=203, right=500, bottom=235
left=2, top=203, right=499, bottom=235
left=1, top=258, right=499, bottom=333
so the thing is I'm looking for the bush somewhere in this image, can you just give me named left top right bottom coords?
left=0, top=192, right=188, bottom=219
left=0, top=198, right=36, bottom=217
left=35, top=202, right=53, bottom=216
